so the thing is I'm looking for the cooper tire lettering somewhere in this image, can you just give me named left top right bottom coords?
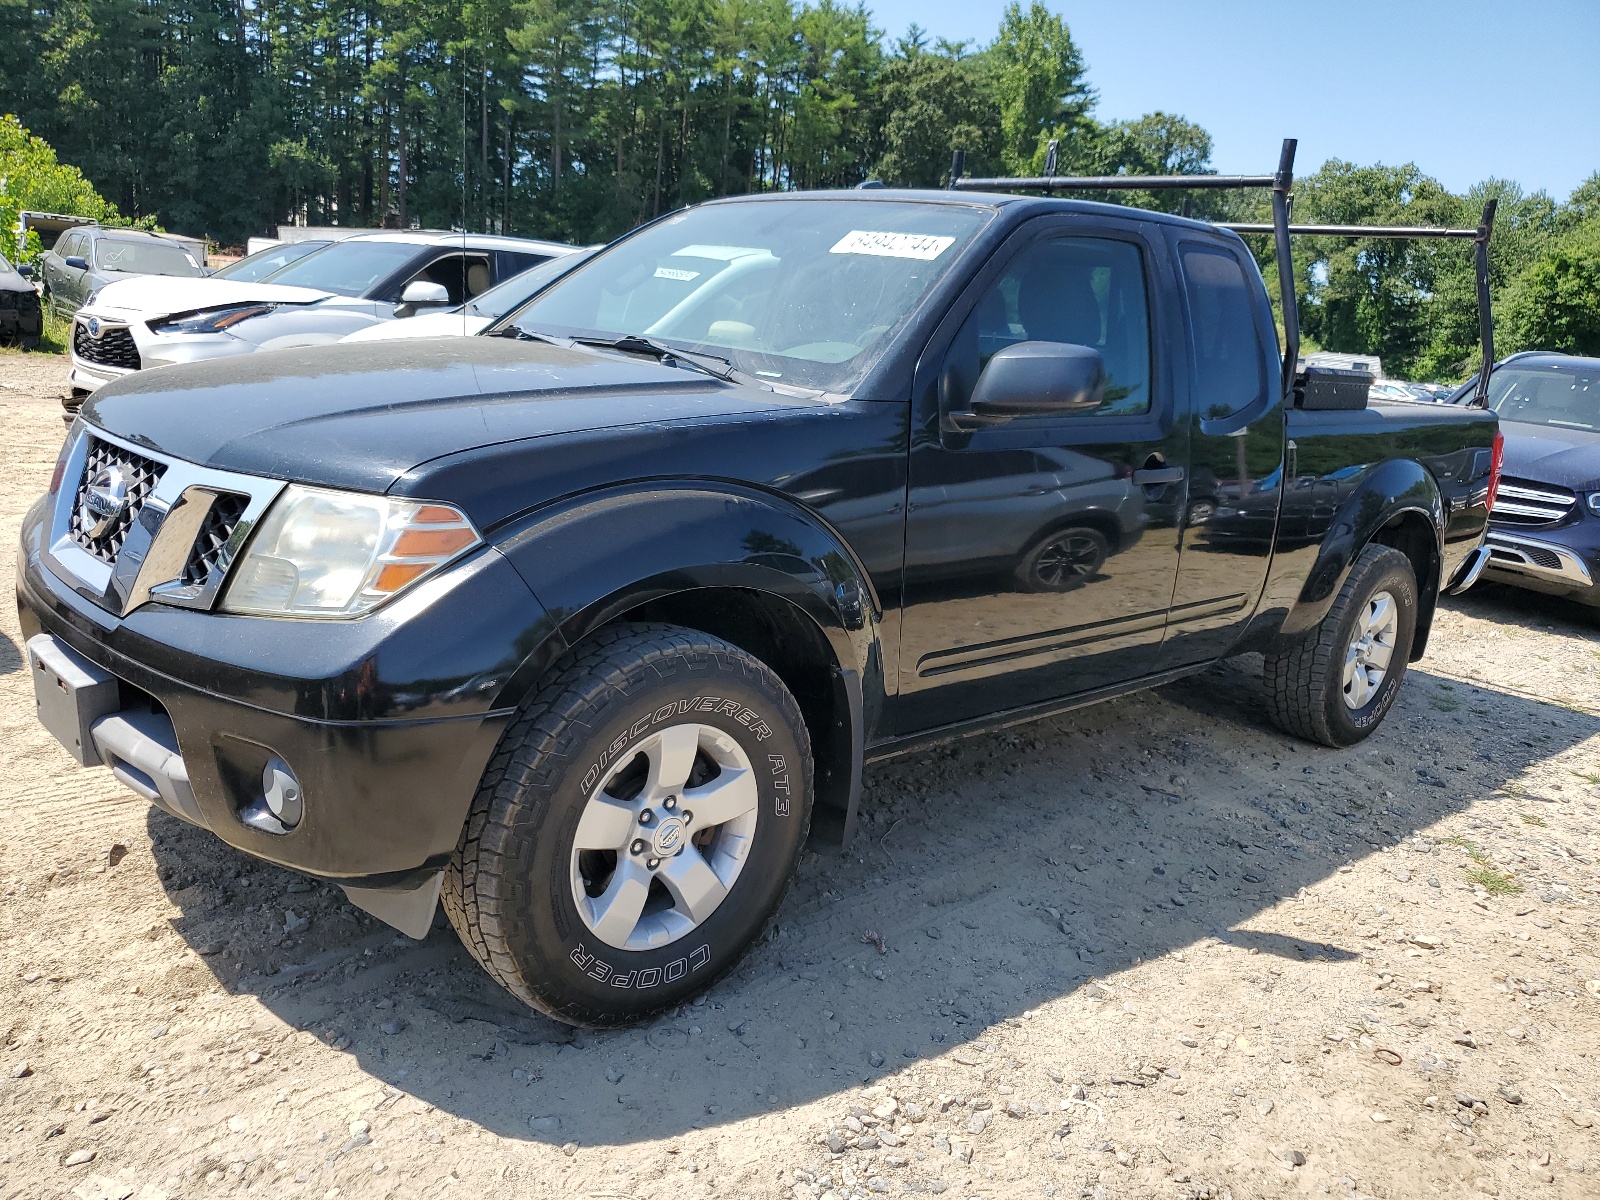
left=564, top=944, right=713, bottom=990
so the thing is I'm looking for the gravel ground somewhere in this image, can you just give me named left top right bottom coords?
left=2, top=351, right=1598, bottom=1200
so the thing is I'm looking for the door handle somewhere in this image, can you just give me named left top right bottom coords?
left=1132, top=466, right=1185, bottom=486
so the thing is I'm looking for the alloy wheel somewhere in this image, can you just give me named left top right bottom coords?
left=1342, top=589, right=1398, bottom=709
left=569, top=723, right=759, bottom=951
left=1033, top=531, right=1104, bottom=588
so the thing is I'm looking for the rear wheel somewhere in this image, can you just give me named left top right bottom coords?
left=443, top=622, right=812, bottom=1026
left=1264, top=544, right=1418, bottom=747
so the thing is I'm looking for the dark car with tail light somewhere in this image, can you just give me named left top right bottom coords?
left=19, top=140, right=1501, bottom=1027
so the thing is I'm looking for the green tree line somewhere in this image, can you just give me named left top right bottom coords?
left=1, top=0, right=1206, bottom=242
left=2, top=0, right=1597, bottom=372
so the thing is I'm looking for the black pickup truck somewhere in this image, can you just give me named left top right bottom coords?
left=19, top=165, right=1501, bottom=1025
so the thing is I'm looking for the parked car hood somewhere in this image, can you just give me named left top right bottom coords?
left=1500, top=418, right=1600, bottom=492
left=341, top=311, right=490, bottom=343
left=81, top=337, right=829, bottom=501
left=86, top=274, right=332, bottom=319
left=0, top=267, right=35, bottom=296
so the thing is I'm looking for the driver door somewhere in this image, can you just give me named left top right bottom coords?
left=894, top=218, right=1189, bottom=734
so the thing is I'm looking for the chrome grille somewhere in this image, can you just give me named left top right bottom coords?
left=68, top=437, right=165, bottom=564
left=73, top=321, right=141, bottom=370
left=180, top=493, right=248, bottom=586
left=1492, top=477, right=1576, bottom=526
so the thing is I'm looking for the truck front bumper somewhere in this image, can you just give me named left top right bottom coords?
left=17, top=496, right=552, bottom=930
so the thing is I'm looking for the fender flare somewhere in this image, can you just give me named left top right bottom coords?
left=486, top=480, right=881, bottom=843
left=1279, top=458, right=1444, bottom=641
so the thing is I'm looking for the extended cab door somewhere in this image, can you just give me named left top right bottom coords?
left=1158, top=233, right=1286, bottom=666
left=894, top=216, right=1190, bottom=733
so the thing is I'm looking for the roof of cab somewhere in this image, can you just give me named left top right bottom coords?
left=697, top=186, right=1243, bottom=240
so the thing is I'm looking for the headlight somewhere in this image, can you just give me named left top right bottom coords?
left=84, top=290, right=101, bottom=308
left=151, top=304, right=275, bottom=335
left=1588, top=492, right=1600, bottom=517
left=220, top=485, right=481, bottom=618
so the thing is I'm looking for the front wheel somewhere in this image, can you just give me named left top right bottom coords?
left=1264, top=544, right=1418, bottom=747
left=1015, top=526, right=1109, bottom=592
left=443, top=623, right=813, bottom=1026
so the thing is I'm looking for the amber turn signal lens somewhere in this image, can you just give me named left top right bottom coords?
left=392, top=526, right=477, bottom=557
left=373, top=562, right=433, bottom=592
left=414, top=504, right=465, bottom=524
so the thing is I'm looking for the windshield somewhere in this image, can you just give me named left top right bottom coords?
left=1483, top=365, right=1600, bottom=430
left=0, top=253, right=11, bottom=273
left=96, top=239, right=203, bottom=277
left=213, top=241, right=327, bottom=282
left=468, top=251, right=592, bottom=318
left=509, top=199, right=991, bottom=392
left=258, top=239, right=421, bottom=296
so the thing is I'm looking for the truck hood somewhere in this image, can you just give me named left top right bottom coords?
left=1500, top=419, right=1600, bottom=492
left=88, top=274, right=332, bottom=318
left=81, top=337, right=820, bottom=498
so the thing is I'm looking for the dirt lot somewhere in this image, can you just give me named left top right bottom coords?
left=2, top=351, right=1599, bottom=1200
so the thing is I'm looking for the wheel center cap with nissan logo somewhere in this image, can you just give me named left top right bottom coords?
left=79, top=464, right=131, bottom=538
left=651, top=815, right=687, bottom=857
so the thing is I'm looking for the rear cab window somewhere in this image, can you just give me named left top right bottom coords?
left=1177, top=243, right=1269, bottom=420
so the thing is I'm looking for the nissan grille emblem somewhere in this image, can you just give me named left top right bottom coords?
left=79, top=465, right=131, bottom=539
left=87, top=317, right=102, bottom=339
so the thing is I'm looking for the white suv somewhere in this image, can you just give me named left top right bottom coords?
left=67, top=231, right=572, bottom=396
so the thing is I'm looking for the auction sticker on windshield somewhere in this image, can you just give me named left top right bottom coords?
left=829, top=231, right=956, bottom=260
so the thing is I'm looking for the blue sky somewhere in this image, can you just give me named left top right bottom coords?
left=863, top=0, right=1600, bottom=201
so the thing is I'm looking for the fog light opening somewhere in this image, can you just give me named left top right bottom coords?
left=239, top=755, right=302, bottom=835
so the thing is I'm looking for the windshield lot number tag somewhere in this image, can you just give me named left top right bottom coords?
left=830, top=230, right=955, bottom=260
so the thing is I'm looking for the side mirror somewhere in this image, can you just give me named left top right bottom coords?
left=64, top=256, right=89, bottom=271
left=948, top=341, right=1106, bottom=430
left=399, top=280, right=450, bottom=306
left=16, top=263, right=32, bottom=278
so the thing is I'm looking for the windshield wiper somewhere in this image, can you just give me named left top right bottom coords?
left=490, top=327, right=805, bottom=392
left=570, top=334, right=735, bottom=382
left=488, top=325, right=561, bottom=343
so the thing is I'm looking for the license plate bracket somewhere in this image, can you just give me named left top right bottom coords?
left=27, top=633, right=121, bottom=766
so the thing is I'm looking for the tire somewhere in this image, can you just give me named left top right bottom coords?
left=1264, top=543, right=1418, bottom=747
left=1014, top=526, right=1109, bottom=592
left=443, top=622, right=813, bottom=1026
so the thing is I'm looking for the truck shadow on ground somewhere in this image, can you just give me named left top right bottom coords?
left=0, top=629, right=21, bottom=675
left=146, top=621, right=1596, bottom=1151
